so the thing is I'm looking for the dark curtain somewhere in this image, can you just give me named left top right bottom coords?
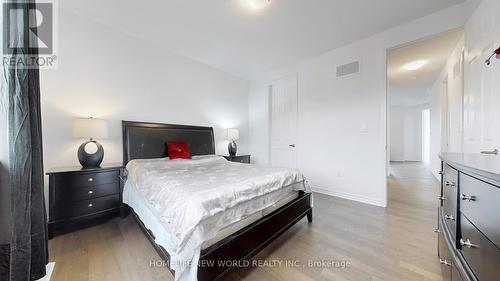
left=1, top=0, right=49, bottom=280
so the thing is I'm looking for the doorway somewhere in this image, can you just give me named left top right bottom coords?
left=387, top=29, right=463, bottom=173
left=386, top=28, right=464, bottom=209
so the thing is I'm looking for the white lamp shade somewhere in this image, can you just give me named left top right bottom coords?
left=227, top=128, right=239, bottom=140
left=73, top=118, right=108, bottom=139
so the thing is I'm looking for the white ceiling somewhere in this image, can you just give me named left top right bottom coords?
left=388, top=29, right=463, bottom=106
left=62, top=0, right=466, bottom=80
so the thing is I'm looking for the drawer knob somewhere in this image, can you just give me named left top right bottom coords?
left=438, top=170, right=444, bottom=175
left=88, top=190, right=94, bottom=195
left=444, top=214, right=455, bottom=220
left=88, top=177, right=94, bottom=182
left=460, top=238, right=478, bottom=248
left=437, top=196, right=445, bottom=201
left=88, top=203, right=93, bottom=208
left=439, top=259, right=451, bottom=266
left=434, top=228, right=441, bottom=233
left=444, top=181, right=456, bottom=187
left=460, top=193, right=475, bottom=202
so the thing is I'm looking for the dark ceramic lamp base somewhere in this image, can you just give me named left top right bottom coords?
left=78, top=140, right=104, bottom=168
left=228, top=140, right=237, bottom=156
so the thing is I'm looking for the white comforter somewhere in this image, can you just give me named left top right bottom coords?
left=124, top=155, right=309, bottom=281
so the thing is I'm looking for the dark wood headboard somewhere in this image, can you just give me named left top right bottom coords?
left=122, top=121, right=215, bottom=165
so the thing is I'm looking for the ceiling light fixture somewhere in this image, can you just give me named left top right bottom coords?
left=402, top=60, right=427, bottom=71
left=240, top=0, right=270, bottom=11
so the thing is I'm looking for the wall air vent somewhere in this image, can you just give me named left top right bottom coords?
left=336, top=61, right=360, bottom=78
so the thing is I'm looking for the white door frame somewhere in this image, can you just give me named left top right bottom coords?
left=268, top=74, right=298, bottom=168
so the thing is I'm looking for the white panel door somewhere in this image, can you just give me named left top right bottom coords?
left=270, top=76, right=298, bottom=168
left=464, top=43, right=500, bottom=153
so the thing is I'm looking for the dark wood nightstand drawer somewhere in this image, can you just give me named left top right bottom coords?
left=460, top=213, right=500, bottom=281
left=57, top=170, right=119, bottom=187
left=58, top=182, right=119, bottom=202
left=72, top=195, right=120, bottom=218
left=55, top=194, right=120, bottom=220
left=460, top=172, right=500, bottom=248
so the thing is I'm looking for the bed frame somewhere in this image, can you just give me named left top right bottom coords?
left=121, top=120, right=312, bottom=281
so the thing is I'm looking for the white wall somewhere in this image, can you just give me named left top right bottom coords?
left=389, top=106, right=406, bottom=161
left=248, top=1, right=477, bottom=207
left=40, top=9, right=250, bottom=172
left=463, top=0, right=500, bottom=153
left=390, top=104, right=428, bottom=162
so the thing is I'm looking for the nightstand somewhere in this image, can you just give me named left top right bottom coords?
left=222, top=155, right=251, bottom=164
left=46, top=164, right=124, bottom=238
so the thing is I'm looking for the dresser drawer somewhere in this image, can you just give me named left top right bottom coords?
left=443, top=163, right=458, bottom=185
left=452, top=267, right=465, bottom=281
left=57, top=170, right=119, bottom=187
left=460, top=172, right=500, bottom=248
left=71, top=195, right=120, bottom=218
left=460, top=213, right=500, bottom=281
left=57, top=182, right=119, bottom=202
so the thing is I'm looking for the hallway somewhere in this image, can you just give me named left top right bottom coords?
left=388, top=161, right=441, bottom=210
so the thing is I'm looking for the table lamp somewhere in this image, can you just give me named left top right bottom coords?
left=73, top=117, right=108, bottom=168
left=227, top=128, right=239, bottom=156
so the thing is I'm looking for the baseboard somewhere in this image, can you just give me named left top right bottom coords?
left=312, top=187, right=386, bottom=208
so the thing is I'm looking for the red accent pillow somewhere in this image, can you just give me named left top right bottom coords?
left=166, top=141, right=192, bottom=159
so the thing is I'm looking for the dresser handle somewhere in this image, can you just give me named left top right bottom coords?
left=438, top=170, right=444, bottom=175
left=444, top=214, right=455, bottom=220
left=88, top=177, right=94, bottom=182
left=444, top=181, right=456, bottom=187
left=434, top=228, right=441, bottom=233
left=437, top=196, right=445, bottom=201
left=460, top=238, right=478, bottom=248
left=88, top=190, right=94, bottom=195
left=88, top=203, right=93, bottom=208
left=460, top=194, right=475, bottom=202
left=439, top=259, right=451, bottom=266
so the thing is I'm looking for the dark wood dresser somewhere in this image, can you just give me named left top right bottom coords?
left=47, top=164, right=124, bottom=238
left=222, top=154, right=251, bottom=164
left=438, top=153, right=500, bottom=281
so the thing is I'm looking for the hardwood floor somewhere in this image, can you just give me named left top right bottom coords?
left=49, top=162, right=443, bottom=281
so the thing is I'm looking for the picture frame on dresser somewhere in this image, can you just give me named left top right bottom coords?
left=47, top=164, right=124, bottom=239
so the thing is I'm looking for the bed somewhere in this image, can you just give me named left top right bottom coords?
left=121, top=121, right=313, bottom=281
